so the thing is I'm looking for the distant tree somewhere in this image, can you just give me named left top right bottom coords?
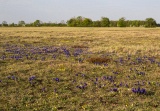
left=127, top=20, right=132, bottom=27
left=130, top=20, right=135, bottom=27
left=100, top=17, right=110, bottom=27
left=2, top=21, right=8, bottom=26
left=136, top=21, right=141, bottom=27
left=117, top=17, right=126, bottom=27
left=125, top=20, right=130, bottom=27
left=9, top=23, right=15, bottom=27
left=18, top=21, right=25, bottom=27
left=76, top=16, right=84, bottom=27
left=93, top=21, right=101, bottom=27
left=110, top=21, right=117, bottom=27
left=130, top=20, right=140, bottom=27
left=66, top=16, right=157, bottom=27
left=33, top=20, right=42, bottom=27
left=42, top=22, right=54, bottom=27
left=67, top=18, right=77, bottom=27
left=67, top=16, right=89, bottom=27
left=140, top=21, right=146, bottom=27
left=82, top=18, right=93, bottom=27
left=57, top=20, right=67, bottom=27
left=145, top=18, right=157, bottom=27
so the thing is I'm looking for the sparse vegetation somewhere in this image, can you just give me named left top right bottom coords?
left=0, top=27, right=160, bottom=110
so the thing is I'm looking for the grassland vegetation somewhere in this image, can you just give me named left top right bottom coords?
left=0, top=27, right=160, bottom=110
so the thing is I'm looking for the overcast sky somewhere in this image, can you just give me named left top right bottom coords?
left=0, top=0, right=160, bottom=24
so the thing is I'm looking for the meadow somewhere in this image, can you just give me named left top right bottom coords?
left=0, top=27, right=160, bottom=111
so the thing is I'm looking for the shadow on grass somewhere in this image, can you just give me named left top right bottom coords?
left=145, top=91, right=155, bottom=96
left=72, top=45, right=88, bottom=48
left=0, top=61, right=6, bottom=64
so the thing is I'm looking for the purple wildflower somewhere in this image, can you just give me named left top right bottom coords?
left=42, top=87, right=46, bottom=92
left=11, top=76, right=16, bottom=80
left=63, top=48, right=70, bottom=57
left=104, top=63, right=108, bottom=66
left=132, top=87, right=146, bottom=94
left=75, top=73, right=79, bottom=76
left=112, top=88, right=118, bottom=92
left=55, top=78, right=60, bottom=82
left=29, top=76, right=36, bottom=81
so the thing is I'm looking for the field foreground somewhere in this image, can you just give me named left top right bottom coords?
left=0, top=27, right=160, bottom=110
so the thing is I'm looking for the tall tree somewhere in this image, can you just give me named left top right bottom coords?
left=117, top=17, right=126, bottom=27
left=33, top=20, right=41, bottom=27
left=67, top=18, right=77, bottom=27
left=2, top=21, right=8, bottom=26
left=76, top=16, right=84, bottom=27
left=100, top=17, right=110, bottom=27
left=145, top=18, right=157, bottom=27
left=82, top=18, right=93, bottom=27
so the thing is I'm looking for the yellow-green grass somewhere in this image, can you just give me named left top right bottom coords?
left=0, top=27, right=160, bottom=110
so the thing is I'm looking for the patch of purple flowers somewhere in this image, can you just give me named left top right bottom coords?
left=76, top=83, right=87, bottom=89
left=62, top=48, right=71, bottom=57
left=7, top=76, right=16, bottom=80
left=148, top=57, right=155, bottom=64
left=111, top=88, right=118, bottom=92
left=132, top=87, right=146, bottom=94
left=137, top=71, right=145, bottom=76
left=29, top=76, right=36, bottom=82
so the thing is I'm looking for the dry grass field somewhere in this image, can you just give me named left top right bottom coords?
left=0, top=27, right=160, bottom=110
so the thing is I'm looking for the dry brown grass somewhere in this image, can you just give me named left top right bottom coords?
left=1, top=27, right=160, bottom=57
left=0, top=27, right=160, bottom=110
left=0, top=27, right=160, bottom=56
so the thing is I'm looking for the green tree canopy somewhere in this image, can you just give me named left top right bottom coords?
left=93, top=21, right=101, bottom=27
left=67, top=18, right=77, bottom=27
left=82, top=18, right=93, bottom=27
left=76, top=16, right=84, bottom=27
left=67, top=16, right=92, bottom=27
left=2, top=21, right=8, bottom=26
left=33, top=20, right=41, bottom=27
left=110, top=21, right=117, bottom=27
left=145, top=18, right=157, bottom=27
left=117, top=17, right=126, bottom=27
left=100, top=17, right=110, bottom=27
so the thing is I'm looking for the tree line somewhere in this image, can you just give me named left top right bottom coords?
left=0, top=20, right=66, bottom=27
left=0, top=16, right=159, bottom=27
left=67, top=16, right=158, bottom=27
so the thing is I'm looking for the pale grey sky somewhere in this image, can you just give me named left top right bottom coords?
left=0, top=0, right=160, bottom=24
